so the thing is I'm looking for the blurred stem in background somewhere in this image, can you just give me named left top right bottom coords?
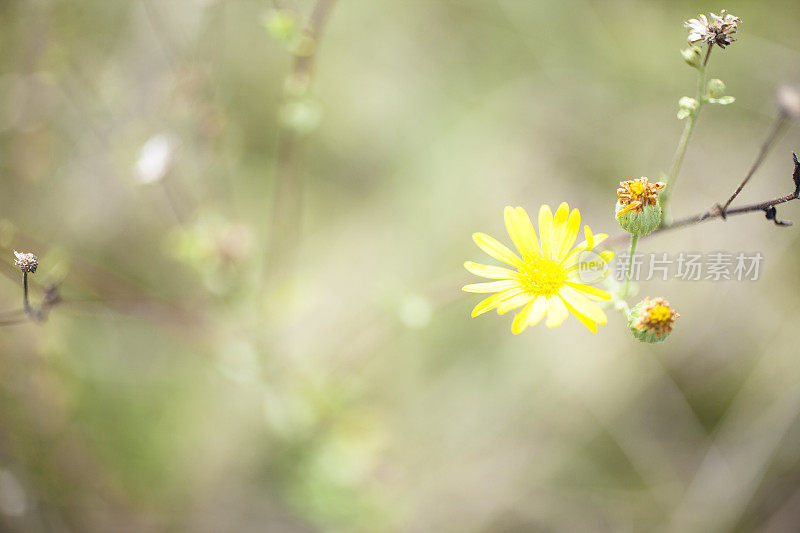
left=264, top=0, right=337, bottom=285
left=660, top=44, right=713, bottom=220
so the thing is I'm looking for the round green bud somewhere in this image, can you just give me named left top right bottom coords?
left=615, top=178, right=665, bottom=235
left=681, top=46, right=703, bottom=68
left=615, top=199, right=661, bottom=235
left=678, top=97, right=699, bottom=112
left=677, top=97, right=700, bottom=120
left=264, top=10, right=299, bottom=44
left=707, top=78, right=726, bottom=99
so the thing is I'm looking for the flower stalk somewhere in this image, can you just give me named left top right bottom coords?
left=661, top=43, right=713, bottom=217
left=13, top=251, right=39, bottom=321
left=622, top=234, right=638, bottom=300
left=22, top=272, right=31, bottom=317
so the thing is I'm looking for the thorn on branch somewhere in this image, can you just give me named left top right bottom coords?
left=793, top=152, right=800, bottom=196
left=704, top=203, right=727, bottom=220
left=764, top=205, right=792, bottom=226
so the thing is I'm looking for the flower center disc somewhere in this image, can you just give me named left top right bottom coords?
left=648, top=305, right=671, bottom=325
left=522, top=257, right=567, bottom=297
left=629, top=181, right=646, bottom=198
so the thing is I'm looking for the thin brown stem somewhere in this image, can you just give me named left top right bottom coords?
left=720, top=113, right=789, bottom=214
left=702, top=43, right=713, bottom=67
left=22, top=272, right=32, bottom=318
left=607, top=189, right=800, bottom=248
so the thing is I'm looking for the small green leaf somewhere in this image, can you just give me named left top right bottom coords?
left=708, top=95, right=735, bottom=105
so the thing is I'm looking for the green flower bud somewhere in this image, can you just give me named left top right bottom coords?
left=681, top=46, right=703, bottom=68
left=677, top=97, right=699, bottom=120
left=263, top=10, right=299, bottom=44
left=616, top=201, right=661, bottom=235
left=628, top=297, right=679, bottom=343
left=615, top=177, right=665, bottom=236
left=279, top=99, right=323, bottom=135
left=707, top=78, right=726, bottom=98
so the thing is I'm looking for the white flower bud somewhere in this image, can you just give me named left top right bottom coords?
left=681, top=46, right=703, bottom=68
left=707, top=78, right=726, bottom=98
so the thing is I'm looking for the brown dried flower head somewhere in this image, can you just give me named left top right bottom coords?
left=13, top=251, right=38, bottom=273
left=616, top=177, right=665, bottom=217
left=633, top=297, right=680, bottom=338
left=684, top=10, right=741, bottom=49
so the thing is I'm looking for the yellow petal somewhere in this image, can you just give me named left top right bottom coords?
left=564, top=247, right=614, bottom=274
left=472, top=233, right=524, bottom=268
left=471, top=289, right=523, bottom=317
left=558, top=286, right=607, bottom=324
left=562, top=298, right=599, bottom=334
left=511, top=300, right=535, bottom=334
left=497, top=293, right=534, bottom=314
left=584, top=226, right=593, bottom=250
left=558, top=208, right=581, bottom=260
left=563, top=231, right=608, bottom=266
left=504, top=206, right=539, bottom=259
left=538, top=205, right=553, bottom=259
left=527, top=297, right=548, bottom=326
left=616, top=201, right=641, bottom=217
left=462, top=280, right=519, bottom=293
left=550, top=203, right=570, bottom=256
left=463, top=261, right=520, bottom=280
left=564, top=281, right=612, bottom=301
left=553, top=202, right=569, bottom=228
left=471, top=293, right=503, bottom=317
left=545, top=296, right=568, bottom=328
left=560, top=244, right=587, bottom=268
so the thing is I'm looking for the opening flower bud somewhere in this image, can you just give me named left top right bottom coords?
left=615, top=177, right=665, bottom=235
left=628, top=297, right=679, bottom=343
left=681, top=46, right=703, bottom=68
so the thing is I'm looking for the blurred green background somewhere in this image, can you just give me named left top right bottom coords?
left=1, top=0, right=800, bottom=531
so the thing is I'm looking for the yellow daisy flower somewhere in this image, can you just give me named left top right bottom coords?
left=463, top=203, right=614, bottom=334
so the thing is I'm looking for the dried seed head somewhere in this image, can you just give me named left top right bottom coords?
left=615, top=177, right=665, bottom=235
left=13, top=251, right=38, bottom=273
left=628, top=297, right=680, bottom=343
left=684, top=10, right=741, bottom=49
